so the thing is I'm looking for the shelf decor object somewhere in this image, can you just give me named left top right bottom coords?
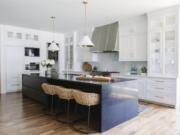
left=41, top=59, right=55, bottom=76
left=48, top=16, right=59, bottom=52
left=79, top=0, right=95, bottom=47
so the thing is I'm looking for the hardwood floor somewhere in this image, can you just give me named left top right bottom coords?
left=0, top=93, right=180, bottom=135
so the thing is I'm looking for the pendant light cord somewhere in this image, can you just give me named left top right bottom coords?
left=83, top=0, right=88, bottom=35
left=51, top=16, right=56, bottom=42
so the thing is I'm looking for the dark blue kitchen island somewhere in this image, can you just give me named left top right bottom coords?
left=22, top=74, right=139, bottom=132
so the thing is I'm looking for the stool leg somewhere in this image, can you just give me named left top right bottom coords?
left=43, top=95, right=50, bottom=115
left=51, top=95, right=54, bottom=114
left=74, top=103, right=78, bottom=114
left=67, top=100, right=70, bottom=123
left=71, top=105, right=97, bottom=134
left=87, top=106, right=91, bottom=129
left=56, top=99, right=72, bottom=124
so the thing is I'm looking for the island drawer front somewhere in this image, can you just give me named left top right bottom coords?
left=147, top=90, right=176, bottom=105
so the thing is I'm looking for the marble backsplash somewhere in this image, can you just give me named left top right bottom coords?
left=88, top=53, right=147, bottom=75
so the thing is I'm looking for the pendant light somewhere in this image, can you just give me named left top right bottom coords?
left=79, top=0, right=95, bottom=47
left=48, top=16, right=59, bottom=52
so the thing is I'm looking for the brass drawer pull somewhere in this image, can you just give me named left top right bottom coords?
left=155, top=81, right=164, bottom=83
left=155, top=87, right=164, bottom=90
left=155, top=96, right=164, bottom=99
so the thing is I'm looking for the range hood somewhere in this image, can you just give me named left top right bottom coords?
left=90, top=22, right=119, bottom=52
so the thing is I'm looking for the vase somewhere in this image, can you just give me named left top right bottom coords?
left=141, top=73, right=147, bottom=76
left=45, top=68, right=52, bottom=76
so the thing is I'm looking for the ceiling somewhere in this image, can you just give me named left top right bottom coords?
left=0, top=0, right=179, bottom=33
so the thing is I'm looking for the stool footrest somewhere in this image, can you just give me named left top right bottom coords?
left=71, top=117, right=97, bottom=134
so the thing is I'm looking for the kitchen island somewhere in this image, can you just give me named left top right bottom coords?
left=22, top=74, right=139, bottom=132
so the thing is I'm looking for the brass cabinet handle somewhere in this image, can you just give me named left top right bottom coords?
left=155, top=96, right=164, bottom=99
left=155, top=87, right=164, bottom=90
left=155, top=81, right=164, bottom=83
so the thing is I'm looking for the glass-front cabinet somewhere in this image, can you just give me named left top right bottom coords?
left=164, top=29, right=177, bottom=76
left=149, top=31, right=163, bottom=75
left=148, top=12, right=178, bottom=78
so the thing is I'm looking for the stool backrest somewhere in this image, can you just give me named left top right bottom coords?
left=41, top=83, right=56, bottom=95
left=72, top=90, right=100, bottom=106
left=55, top=86, right=74, bottom=100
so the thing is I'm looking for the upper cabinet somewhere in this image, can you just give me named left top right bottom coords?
left=118, top=16, right=147, bottom=61
left=3, top=26, right=41, bottom=47
left=147, top=6, right=179, bottom=78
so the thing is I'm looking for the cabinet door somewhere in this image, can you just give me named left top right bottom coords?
left=119, top=35, right=135, bottom=61
left=65, top=45, right=74, bottom=70
left=164, top=14, right=177, bottom=77
left=149, top=31, right=163, bottom=76
left=138, top=78, right=147, bottom=100
left=165, top=14, right=177, bottom=28
left=6, top=46, right=23, bottom=92
left=149, top=17, right=164, bottom=31
left=135, top=34, right=147, bottom=61
left=164, top=29, right=177, bottom=77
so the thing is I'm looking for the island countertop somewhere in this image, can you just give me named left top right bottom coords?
left=23, top=73, right=135, bottom=85
left=22, top=74, right=139, bottom=132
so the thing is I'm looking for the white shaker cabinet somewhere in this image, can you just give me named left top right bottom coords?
left=138, top=78, right=147, bottom=100
left=119, top=35, right=135, bottom=61
left=147, top=78, right=176, bottom=106
left=118, top=75, right=147, bottom=100
left=118, top=16, right=147, bottom=61
left=147, top=7, right=179, bottom=78
left=146, top=6, right=180, bottom=108
left=6, top=46, right=24, bottom=92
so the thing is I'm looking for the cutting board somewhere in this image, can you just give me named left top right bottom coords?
left=76, top=76, right=113, bottom=82
left=82, top=62, right=92, bottom=72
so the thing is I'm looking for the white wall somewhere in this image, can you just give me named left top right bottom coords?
left=0, top=25, right=64, bottom=93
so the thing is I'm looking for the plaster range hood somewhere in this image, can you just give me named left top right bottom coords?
left=90, top=22, right=119, bottom=53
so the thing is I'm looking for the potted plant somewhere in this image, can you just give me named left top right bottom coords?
left=141, top=66, right=147, bottom=76
left=41, top=59, right=55, bottom=76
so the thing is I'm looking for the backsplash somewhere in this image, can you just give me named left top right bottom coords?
left=89, top=53, right=147, bottom=74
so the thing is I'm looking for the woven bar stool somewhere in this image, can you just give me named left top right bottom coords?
left=72, top=90, right=100, bottom=134
left=41, top=83, right=56, bottom=115
left=55, top=86, right=74, bottom=124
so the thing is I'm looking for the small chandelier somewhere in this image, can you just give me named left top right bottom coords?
left=48, top=16, right=59, bottom=52
left=79, top=0, right=95, bottom=47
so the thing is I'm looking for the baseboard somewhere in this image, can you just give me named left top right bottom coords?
left=0, top=91, right=6, bottom=94
left=3, top=89, right=22, bottom=94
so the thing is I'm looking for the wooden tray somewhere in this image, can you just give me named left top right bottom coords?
left=76, top=77, right=113, bottom=82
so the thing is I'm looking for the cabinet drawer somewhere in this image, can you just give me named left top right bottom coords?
left=147, top=90, right=175, bottom=105
left=147, top=86, right=176, bottom=93
left=148, top=78, right=176, bottom=90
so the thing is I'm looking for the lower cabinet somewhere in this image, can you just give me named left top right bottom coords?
left=138, top=78, right=147, bottom=100
left=146, top=78, right=176, bottom=106
left=6, top=46, right=23, bottom=92
left=119, top=75, right=176, bottom=107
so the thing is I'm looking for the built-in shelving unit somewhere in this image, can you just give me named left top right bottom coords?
left=0, top=25, right=64, bottom=93
left=148, top=9, right=178, bottom=78
left=146, top=6, right=180, bottom=108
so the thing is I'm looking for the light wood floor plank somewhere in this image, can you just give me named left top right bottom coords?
left=0, top=92, right=180, bottom=135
